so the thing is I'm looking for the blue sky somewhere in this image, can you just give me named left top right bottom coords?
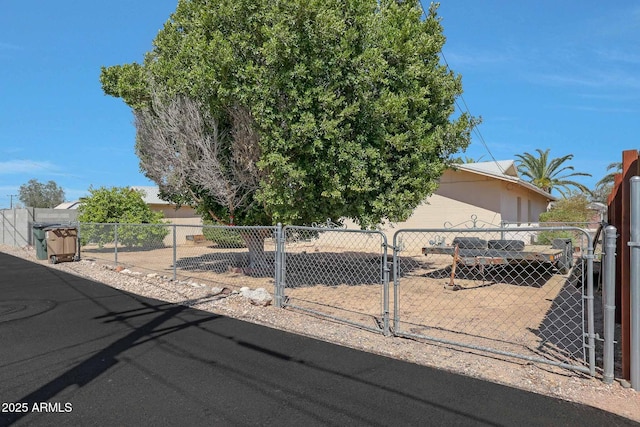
left=1, top=1, right=638, bottom=208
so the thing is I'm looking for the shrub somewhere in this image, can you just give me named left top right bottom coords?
left=537, top=193, right=591, bottom=246
left=202, top=222, right=246, bottom=248
left=78, top=186, right=169, bottom=247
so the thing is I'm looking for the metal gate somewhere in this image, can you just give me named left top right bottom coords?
left=391, top=225, right=597, bottom=374
left=279, top=225, right=390, bottom=335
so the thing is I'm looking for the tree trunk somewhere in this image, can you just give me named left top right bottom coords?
left=241, top=229, right=272, bottom=276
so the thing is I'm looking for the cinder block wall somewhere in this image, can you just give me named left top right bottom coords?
left=0, top=208, right=78, bottom=247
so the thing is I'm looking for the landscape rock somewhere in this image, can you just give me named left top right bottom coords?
left=240, top=287, right=272, bottom=306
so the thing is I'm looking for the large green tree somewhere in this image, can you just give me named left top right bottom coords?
left=515, top=148, right=591, bottom=197
left=100, top=0, right=474, bottom=228
left=18, top=179, right=65, bottom=208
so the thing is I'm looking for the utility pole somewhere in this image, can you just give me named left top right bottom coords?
left=8, top=194, right=17, bottom=209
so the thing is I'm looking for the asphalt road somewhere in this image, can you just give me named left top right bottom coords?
left=0, top=252, right=636, bottom=426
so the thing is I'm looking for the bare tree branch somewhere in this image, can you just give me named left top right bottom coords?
left=134, top=93, right=263, bottom=224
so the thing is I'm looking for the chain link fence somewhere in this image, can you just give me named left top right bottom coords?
left=392, top=226, right=597, bottom=374
left=75, top=222, right=612, bottom=376
left=280, top=226, right=389, bottom=334
left=79, top=223, right=277, bottom=292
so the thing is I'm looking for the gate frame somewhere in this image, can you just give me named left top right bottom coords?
left=277, top=225, right=390, bottom=336
left=392, top=225, right=600, bottom=376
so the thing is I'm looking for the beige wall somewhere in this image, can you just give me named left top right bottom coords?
left=148, top=204, right=202, bottom=245
left=150, top=204, right=201, bottom=220
left=497, top=181, right=550, bottom=225
left=344, top=168, right=551, bottom=236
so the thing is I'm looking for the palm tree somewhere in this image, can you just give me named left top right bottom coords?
left=595, top=162, right=622, bottom=189
left=515, top=148, right=592, bottom=197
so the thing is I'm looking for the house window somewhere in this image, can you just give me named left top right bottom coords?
left=527, top=199, right=532, bottom=224
left=517, top=197, right=522, bottom=224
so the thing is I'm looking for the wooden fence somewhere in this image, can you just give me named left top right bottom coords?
left=607, top=149, right=639, bottom=380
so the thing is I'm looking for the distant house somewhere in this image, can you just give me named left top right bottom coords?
left=358, top=160, right=556, bottom=234
left=130, top=186, right=202, bottom=226
left=56, top=187, right=202, bottom=226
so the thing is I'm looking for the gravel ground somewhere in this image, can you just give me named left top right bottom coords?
left=2, top=244, right=639, bottom=422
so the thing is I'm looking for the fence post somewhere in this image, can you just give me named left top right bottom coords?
left=392, top=234, right=400, bottom=331
left=586, top=234, right=597, bottom=377
left=114, top=224, right=118, bottom=266
left=603, top=225, right=618, bottom=384
left=173, top=224, right=177, bottom=281
left=630, top=176, right=640, bottom=390
left=382, top=236, right=390, bottom=336
left=13, top=208, right=16, bottom=246
left=274, top=223, right=284, bottom=308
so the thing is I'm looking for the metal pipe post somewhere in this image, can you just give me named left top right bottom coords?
left=114, top=224, right=118, bottom=266
left=382, top=237, right=390, bottom=336
left=274, top=224, right=283, bottom=308
left=392, top=235, right=400, bottom=330
left=603, top=225, right=617, bottom=384
left=173, top=225, right=177, bottom=281
left=13, top=208, right=16, bottom=246
left=586, top=236, right=596, bottom=377
left=630, top=176, right=640, bottom=390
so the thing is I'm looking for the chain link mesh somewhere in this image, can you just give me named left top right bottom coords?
left=393, top=226, right=593, bottom=369
left=79, top=223, right=277, bottom=292
left=282, top=226, right=388, bottom=334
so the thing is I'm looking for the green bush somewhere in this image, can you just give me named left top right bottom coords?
left=80, top=223, right=169, bottom=248
left=78, top=186, right=169, bottom=247
left=116, top=224, right=169, bottom=247
left=537, top=230, right=574, bottom=246
left=537, top=193, right=591, bottom=246
left=202, top=223, right=246, bottom=248
left=79, top=223, right=114, bottom=247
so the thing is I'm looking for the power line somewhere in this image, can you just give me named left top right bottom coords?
left=417, top=1, right=504, bottom=173
left=440, top=52, right=503, bottom=171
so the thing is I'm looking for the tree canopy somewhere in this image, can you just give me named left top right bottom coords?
left=586, top=161, right=622, bottom=203
left=101, top=0, right=474, bottom=227
left=18, top=179, right=65, bottom=208
left=515, top=148, right=591, bottom=197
